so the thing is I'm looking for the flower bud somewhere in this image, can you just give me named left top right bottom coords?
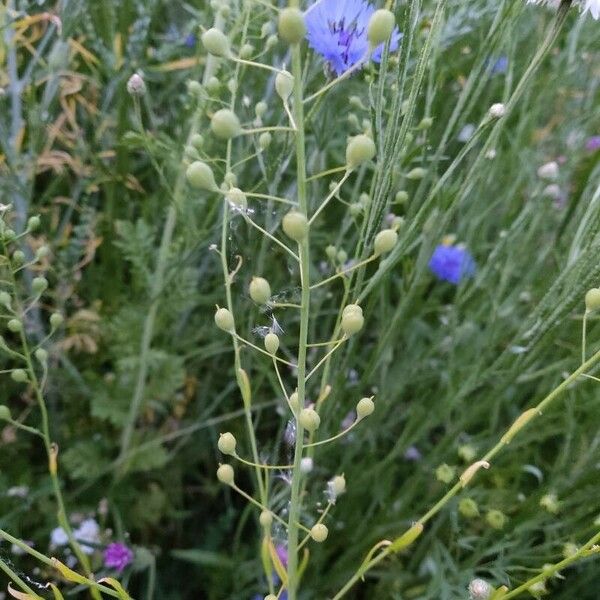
left=435, top=463, right=456, bottom=484
left=282, top=211, right=308, bottom=241
left=214, top=307, right=234, bottom=331
left=346, top=134, right=376, bottom=169
left=266, top=34, right=278, bottom=50
left=259, top=510, right=273, bottom=528
left=239, top=43, right=254, bottom=59
left=186, top=161, right=219, bottom=191
left=337, top=249, right=348, bottom=264
left=184, top=145, right=201, bottom=161
left=211, top=109, right=241, bottom=140
left=0, top=405, right=11, bottom=420
left=225, top=188, right=247, bottom=210
left=188, top=80, right=203, bottom=96
left=227, top=78, right=237, bottom=95
left=190, top=133, right=204, bottom=150
left=126, top=73, right=146, bottom=96
left=527, top=582, right=547, bottom=597
left=406, top=167, right=426, bottom=180
left=485, top=509, right=507, bottom=530
left=36, top=246, right=50, bottom=259
left=310, top=523, right=328, bottom=542
left=8, top=319, right=22, bottom=333
left=261, top=21, right=274, bottom=38
left=278, top=8, right=306, bottom=45
left=201, top=28, right=231, bottom=57
left=275, top=70, right=294, bottom=102
left=32, top=277, right=48, bottom=295
left=349, top=203, right=362, bottom=217
left=50, top=312, right=64, bottom=329
left=417, top=117, right=433, bottom=130
left=0, top=291, right=11, bottom=308
left=289, top=391, right=300, bottom=412
left=468, top=578, right=492, bottom=600
left=217, top=463, right=235, bottom=485
left=328, top=475, right=346, bottom=499
left=488, top=103, right=506, bottom=119
left=325, top=245, right=337, bottom=260
left=395, top=190, right=409, bottom=204
left=458, top=444, right=477, bottom=463
left=537, top=161, right=559, bottom=181
left=218, top=432, right=237, bottom=455
left=356, top=397, right=375, bottom=419
left=300, top=457, right=313, bottom=473
left=367, top=9, right=395, bottom=47
left=259, top=132, right=272, bottom=150
left=299, top=408, right=320, bottom=432
left=264, top=332, right=280, bottom=355
left=255, top=101, right=268, bottom=118
left=27, top=215, right=41, bottom=231
left=458, top=497, right=479, bottom=518
left=374, top=229, right=398, bottom=255
left=206, top=76, right=220, bottom=93
left=341, top=305, right=364, bottom=336
left=10, top=251, right=24, bottom=265
left=35, top=348, right=48, bottom=364
left=11, top=369, right=28, bottom=383
left=585, top=288, right=600, bottom=312
left=539, top=493, right=560, bottom=515
left=249, top=276, right=271, bottom=305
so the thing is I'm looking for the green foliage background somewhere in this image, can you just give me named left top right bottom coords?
left=1, top=0, right=599, bottom=598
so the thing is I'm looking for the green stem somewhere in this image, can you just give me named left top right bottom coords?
left=0, top=556, right=41, bottom=599
left=286, top=29, right=310, bottom=600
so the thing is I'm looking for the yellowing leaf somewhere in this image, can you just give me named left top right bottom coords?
left=98, top=578, right=132, bottom=600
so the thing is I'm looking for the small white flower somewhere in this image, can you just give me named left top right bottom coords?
left=542, top=183, right=562, bottom=200
left=469, top=578, right=492, bottom=600
left=537, top=161, right=559, bottom=180
left=458, top=124, right=476, bottom=143
left=50, top=527, right=69, bottom=547
left=300, top=457, right=314, bottom=473
left=488, top=103, right=506, bottom=119
left=74, top=518, right=100, bottom=554
left=126, top=73, right=146, bottom=96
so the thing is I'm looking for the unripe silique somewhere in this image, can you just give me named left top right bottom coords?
left=374, top=229, right=398, bottom=255
left=211, top=109, right=241, bottom=140
left=214, top=307, right=234, bottom=331
left=249, top=276, right=271, bottom=305
left=278, top=8, right=306, bottom=45
left=346, top=134, right=376, bottom=169
left=282, top=211, right=308, bottom=242
left=367, top=9, right=395, bottom=47
left=217, top=432, right=237, bottom=455
left=186, top=161, right=218, bottom=191
left=201, top=28, right=230, bottom=57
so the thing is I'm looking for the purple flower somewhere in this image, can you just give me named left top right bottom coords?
left=429, top=244, right=476, bottom=285
left=305, top=0, right=402, bottom=75
left=403, top=446, right=422, bottom=462
left=585, top=136, right=600, bottom=152
left=276, top=544, right=288, bottom=569
left=103, top=542, right=133, bottom=573
left=184, top=33, right=196, bottom=48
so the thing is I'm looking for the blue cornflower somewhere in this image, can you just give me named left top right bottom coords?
left=491, top=55, right=508, bottom=75
left=305, top=0, right=402, bottom=76
left=184, top=33, right=196, bottom=48
left=429, top=244, right=476, bottom=285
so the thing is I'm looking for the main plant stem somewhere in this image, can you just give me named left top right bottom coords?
left=287, top=33, right=310, bottom=600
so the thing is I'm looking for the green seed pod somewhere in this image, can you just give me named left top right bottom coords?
left=36, top=246, right=50, bottom=259
left=224, top=172, right=237, bottom=187
left=395, top=190, right=409, bottom=204
left=12, top=250, right=25, bottom=265
left=186, top=161, right=219, bottom=191
left=374, top=229, right=398, bottom=255
left=458, top=497, right=479, bottom=518
left=325, top=245, right=337, bottom=260
left=227, top=78, right=237, bottom=95
left=266, top=34, right=278, bottom=50
left=214, top=307, right=234, bottom=331
left=0, top=291, right=11, bottom=308
left=249, top=276, right=271, bottom=305
left=206, top=76, right=220, bottom=94
left=27, top=215, right=41, bottom=231
left=216, top=463, right=235, bottom=485
left=392, top=216, right=405, bottom=230
left=0, top=405, right=12, bottom=420
left=190, top=134, right=204, bottom=150
left=539, top=493, right=560, bottom=515
left=32, top=277, right=48, bottom=295
left=239, top=43, right=254, bottom=59
left=201, top=28, right=231, bottom=57
left=435, top=463, right=456, bottom=484
left=347, top=113, right=360, bottom=130
left=356, top=397, right=375, bottom=419
left=349, top=203, right=362, bottom=217
left=255, top=101, right=268, bottom=119
left=310, top=523, right=328, bottom=543
left=282, top=211, right=308, bottom=242
left=336, top=249, right=348, bottom=264
left=359, top=192, right=371, bottom=206
left=485, top=509, right=507, bottom=530
left=346, top=134, right=376, bottom=169
left=562, top=542, right=578, bottom=558
left=34, top=348, right=48, bottom=364
left=406, top=167, right=426, bottom=180
left=289, top=391, right=300, bottom=412
left=217, top=432, right=237, bottom=455
left=585, top=288, right=600, bottom=312
left=329, top=475, right=346, bottom=497
left=341, top=305, right=364, bottom=336
left=261, top=22, right=274, bottom=38
left=211, top=109, right=241, bottom=140
left=11, top=369, right=28, bottom=383
left=259, top=510, right=273, bottom=528
left=275, top=70, right=294, bottom=102
left=259, top=132, right=272, bottom=150
left=264, top=333, right=280, bottom=355
left=184, top=145, right=201, bottom=161
left=188, top=80, right=203, bottom=96
left=349, top=95, right=366, bottom=110
left=278, top=8, right=306, bottom=45
left=50, top=312, right=64, bottom=329
left=225, top=188, right=247, bottom=210
left=299, top=407, right=320, bottom=432
left=458, top=444, right=477, bottom=463
left=3, top=229, right=16, bottom=241
left=8, top=319, right=22, bottom=333
left=417, top=116, right=433, bottom=130
left=367, top=9, right=395, bottom=47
